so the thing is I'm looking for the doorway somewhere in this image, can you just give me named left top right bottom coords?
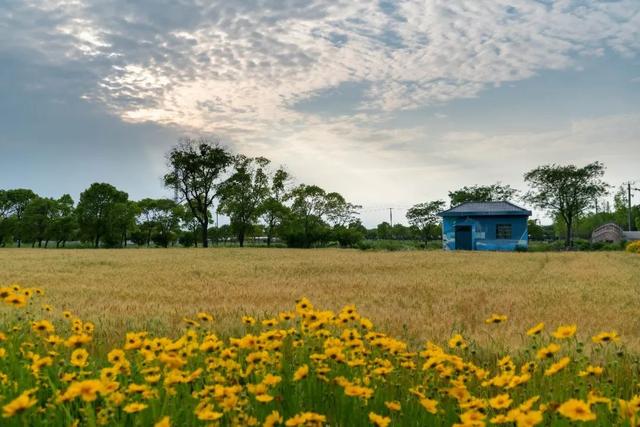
left=455, top=225, right=473, bottom=250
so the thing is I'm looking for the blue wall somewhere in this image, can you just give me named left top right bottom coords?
left=442, top=215, right=529, bottom=251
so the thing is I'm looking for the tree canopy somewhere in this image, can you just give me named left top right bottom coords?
left=164, top=137, right=233, bottom=247
left=449, top=183, right=518, bottom=207
left=523, top=162, right=609, bottom=247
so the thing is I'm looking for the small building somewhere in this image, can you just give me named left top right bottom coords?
left=591, top=223, right=640, bottom=243
left=438, top=201, right=532, bottom=251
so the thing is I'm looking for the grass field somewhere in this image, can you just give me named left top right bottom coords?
left=1, top=248, right=638, bottom=349
left=1, top=248, right=639, bottom=426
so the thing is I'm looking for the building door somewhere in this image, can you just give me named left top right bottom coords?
left=455, top=225, right=473, bottom=250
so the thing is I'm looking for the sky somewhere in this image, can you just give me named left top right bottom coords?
left=1, top=0, right=639, bottom=226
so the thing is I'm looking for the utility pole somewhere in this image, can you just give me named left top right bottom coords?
left=389, top=208, right=393, bottom=227
left=625, top=182, right=640, bottom=231
left=629, top=183, right=633, bottom=232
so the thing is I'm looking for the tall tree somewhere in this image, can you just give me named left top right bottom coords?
left=406, top=200, right=446, bottom=247
left=164, top=138, right=233, bottom=248
left=260, top=167, right=291, bottom=247
left=106, top=201, right=139, bottom=247
left=324, top=192, right=361, bottom=227
left=449, top=183, right=518, bottom=207
left=137, top=199, right=183, bottom=248
left=76, top=183, right=129, bottom=248
left=523, top=162, right=609, bottom=248
left=49, top=194, right=76, bottom=248
left=5, top=189, right=37, bottom=247
left=22, top=197, right=57, bottom=247
left=217, top=156, right=271, bottom=247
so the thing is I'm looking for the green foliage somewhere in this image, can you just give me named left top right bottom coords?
left=163, top=137, right=233, bottom=247
left=448, top=182, right=518, bottom=206
left=76, top=183, right=130, bottom=248
left=406, top=200, right=445, bottom=247
left=217, top=156, right=271, bottom=247
left=524, top=162, right=609, bottom=248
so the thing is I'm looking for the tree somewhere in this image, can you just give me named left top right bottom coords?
left=324, top=192, right=361, bottom=227
left=523, top=162, right=609, bottom=248
left=283, top=185, right=331, bottom=248
left=49, top=195, right=76, bottom=248
left=164, top=138, right=233, bottom=248
left=4, top=189, right=37, bottom=247
left=449, top=183, right=518, bottom=207
left=406, top=200, right=446, bottom=247
left=217, top=156, right=271, bottom=247
left=22, top=197, right=57, bottom=247
left=136, top=199, right=183, bottom=247
left=260, top=167, right=291, bottom=247
left=105, top=201, right=139, bottom=247
left=76, top=183, right=129, bottom=248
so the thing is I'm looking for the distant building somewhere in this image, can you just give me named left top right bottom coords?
left=591, top=223, right=640, bottom=243
left=438, top=201, right=532, bottom=251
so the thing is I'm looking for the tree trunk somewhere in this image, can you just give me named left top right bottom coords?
left=565, top=218, right=573, bottom=249
left=17, top=239, right=21, bottom=248
left=201, top=219, right=209, bottom=248
left=95, top=234, right=100, bottom=248
left=238, top=231, right=245, bottom=248
left=45, top=239, right=49, bottom=248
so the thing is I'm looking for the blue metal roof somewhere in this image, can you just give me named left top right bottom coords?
left=438, top=201, right=532, bottom=217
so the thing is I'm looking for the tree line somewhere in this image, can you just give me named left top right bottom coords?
left=0, top=138, right=364, bottom=249
left=0, top=138, right=636, bottom=249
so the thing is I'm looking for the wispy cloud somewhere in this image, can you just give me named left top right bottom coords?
left=2, top=0, right=638, bottom=141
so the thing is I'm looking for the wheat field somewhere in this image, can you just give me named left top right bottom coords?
left=1, top=248, right=639, bottom=349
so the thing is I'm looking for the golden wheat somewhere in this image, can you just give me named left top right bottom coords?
left=0, top=248, right=638, bottom=349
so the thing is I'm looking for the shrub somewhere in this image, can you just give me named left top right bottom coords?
left=626, top=240, right=640, bottom=254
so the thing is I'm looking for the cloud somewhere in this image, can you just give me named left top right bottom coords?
left=1, top=0, right=639, bottom=226
left=1, top=0, right=638, bottom=142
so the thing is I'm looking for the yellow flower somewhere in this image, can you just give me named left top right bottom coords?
left=526, top=322, right=544, bottom=336
left=264, top=410, right=283, bottom=427
left=578, top=365, right=603, bottom=377
left=544, top=357, right=570, bottom=376
left=123, top=403, right=148, bottom=413
left=285, top=412, right=325, bottom=426
left=256, top=394, right=274, bottom=403
left=368, top=412, right=391, bottom=427
left=536, top=343, right=560, bottom=360
left=154, top=416, right=170, bottom=427
left=293, top=364, right=309, bottom=381
left=4, top=293, right=27, bottom=308
left=489, top=393, right=512, bottom=409
left=384, top=401, right=401, bottom=411
left=460, top=409, right=486, bottom=425
left=196, top=406, right=224, bottom=421
left=107, top=349, right=126, bottom=365
left=65, top=334, right=92, bottom=348
left=485, top=314, right=507, bottom=324
left=70, top=348, right=89, bottom=368
left=557, top=399, right=596, bottom=422
left=242, top=316, right=257, bottom=325
left=592, top=331, right=620, bottom=344
left=32, top=320, right=55, bottom=334
left=515, top=410, right=543, bottom=427
left=419, top=398, right=439, bottom=414
left=2, top=390, right=37, bottom=417
left=262, top=374, right=282, bottom=386
left=196, top=312, right=214, bottom=322
left=552, top=325, right=577, bottom=339
left=448, top=334, right=467, bottom=349
left=61, top=380, right=103, bottom=402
